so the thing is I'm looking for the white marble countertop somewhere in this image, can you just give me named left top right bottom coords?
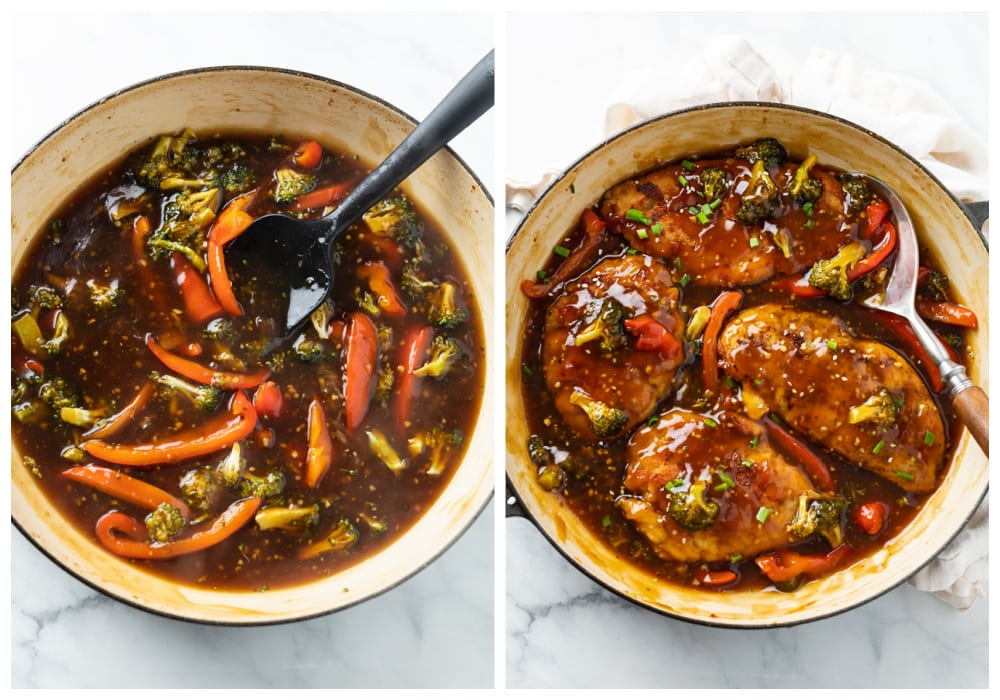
left=504, top=10, right=988, bottom=689
left=9, top=11, right=495, bottom=689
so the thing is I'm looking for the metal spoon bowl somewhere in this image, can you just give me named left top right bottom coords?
left=857, top=173, right=989, bottom=455
left=225, top=50, right=494, bottom=347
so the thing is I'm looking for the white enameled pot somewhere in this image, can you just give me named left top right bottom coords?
left=505, top=102, right=987, bottom=628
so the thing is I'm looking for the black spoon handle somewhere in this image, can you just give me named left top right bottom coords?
left=324, top=49, right=495, bottom=234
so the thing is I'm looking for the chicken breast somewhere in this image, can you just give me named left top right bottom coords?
left=617, top=409, right=817, bottom=563
left=599, top=158, right=850, bottom=287
left=717, top=303, right=945, bottom=492
left=542, top=254, right=685, bottom=440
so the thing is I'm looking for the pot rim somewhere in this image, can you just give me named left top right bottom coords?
left=12, top=64, right=494, bottom=627
left=504, top=100, right=988, bottom=629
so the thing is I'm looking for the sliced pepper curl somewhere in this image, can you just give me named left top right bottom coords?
left=624, top=315, right=681, bottom=359
left=146, top=334, right=271, bottom=389
left=62, top=464, right=192, bottom=519
left=358, top=261, right=407, bottom=315
left=81, top=390, right=257, bottom=467
left=755, top=543, right=851, bottom=583
left=95, top=496, right=261, bottom=560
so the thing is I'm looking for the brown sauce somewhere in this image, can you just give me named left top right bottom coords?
left=12, top=130, right=484, bottom=592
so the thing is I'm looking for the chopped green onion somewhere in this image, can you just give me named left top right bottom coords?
left=682, top=159, right=696, bottom=171
left=602, top=515, right=613, bottom=528
left=826, top=339, right=838, bottom=350
left=741, top=459, right=753, bottom=468
left=554, top=245, right=571, bottom=258
left=664, top=477, right=684, bottom=491
left=703, top=417, right=718, bottom=428
left=521, top=363, right=534, bottom=378
left=646, top=414, right=659, bottom=427
left=708, top=198, right=723, bottom=211
left=749, top=236, right=760, bottom=248
left=651, top=222, right=664, bottom=236
left=802, top=201, right=814, bottom=216
left=569, top=183, right=576, bottom=194
left=678, top=175, right=689, bottom=187
left=872, top=440, right=886, bottom=455
left=924, top=431, right=936, bottom=446
left=753, top=378, right=763, bottom=386
left=688, top=206, right=700, bottom=216
left=627, top=248, right=639, bottom=255
left=756, top=506, right=771, bottom=524
left=626, top=208, right=651, bottom=225
left=804, top=219, right=815, bottom=229
left=730, top=553, right=743, bottom=564
left=674, top=257, right=683, bottom=270
left=749, top=436, right=760, bottom=449
left=678, top=273, right=691, bottom=286
left=636, top=228, right=649, bottom=240
left=696, top=212, right=710, bottom=225
left=716, top=469, right=735, bottom=489
left=536, top=270, right=549, bottom=282
left=895, top=471, right=916, bottom=481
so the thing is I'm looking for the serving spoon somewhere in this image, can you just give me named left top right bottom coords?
left=857, top=174, right=989, bottom=456
left=225, top=50, right=494, bottom=348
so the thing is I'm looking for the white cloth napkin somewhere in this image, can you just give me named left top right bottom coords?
left=507, top=35, right=988, bottom=609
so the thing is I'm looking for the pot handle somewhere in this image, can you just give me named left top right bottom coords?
left=505, top=477, right=531, bottom=519
left=961, top=200, right=989, bottom=248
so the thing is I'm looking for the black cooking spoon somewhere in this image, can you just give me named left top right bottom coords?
left=225, top=50, right=494, bottom=350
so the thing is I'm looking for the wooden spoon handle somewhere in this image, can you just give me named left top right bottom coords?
left=952, top=385, right=989, bottom=456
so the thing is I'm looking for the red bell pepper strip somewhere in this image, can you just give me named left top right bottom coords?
left=853, top=499, right=889, bottom=535
left=170, top=252, right=224, bottom=324
left=914, top=300, right=978, bottom=329
left=344, top=312, right=379, bottom=430
left=252, top=380, right=284, bottom=419
left=207, top=191, right=257, bottom=316
left=146, top=335, right=270, bottom=389
left=697, top=569, right=738, bottom=587
left=83, top=381, right=156, bottom=440
left=869, top=309, right=948, bottom=392
left=847, top=221, right=897, bottom=280
left=95, top=496, right=260, bottom=560
left=522, top=209, right=609, bottom=299
left=755, top=544, right=851, bottom=583
left=304, top=396, right=334, bottom=488
left=62, top=464, right=192, bottom=519
left=863, top=199, right=891, bottom=238
left=292, top=139, right=323, bottom=170
left=393, top=325, right=435, bottom=428
left=358, top=261, right=407, bottom=315
left=289, top=182, right=353, bottom=212
left=624, top=315, right=681, bottom=360
left=702, top=291, right=744, bottom=392
left=81, top=391, right=257, bottom=467
left=763, top=415, right=835, bottom=491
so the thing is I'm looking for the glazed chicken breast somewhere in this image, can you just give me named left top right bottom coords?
left=717, top=303, right=945, bottom=492
left=599, top=158, right=850, bottom=287
left=617, top=409, right=822, bottom=563
left=542, top=254, right=685, bottom=440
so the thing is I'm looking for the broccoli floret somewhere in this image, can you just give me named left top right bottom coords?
left=59, top=405, right=111, bottom=429
left=399, top=257, right=439, bottom=300
left=356, top=290, right=382, bottom=317
left=309, top=299, right=336, bottom=340
left=848, top=387, right=901, bottom=429
left=526, top=435, right=550, bottom=465
left=788, top=155, right=823, bottom=203
left=238, top=470, right=286, bottom=500
left=159, top=176, right=219, bottom=191
left=153, top=372, right=224, bottom=411
left=41, top=310, right=71, bottom=355
left=735, top=160, right=780, bottom=226
left=201, top=317, right=235, bottom=341
left=293, top=337, right=325, bottom=364
left=807, top=240, right=867, bottom=300
left=87, top=279, right=125, bottom=312
left=524, top=435, right=563, bottom=490
left=413, top=335, right=465, bottom=378
left=428, top=280, right=469, bottom=329
left=254, top=503, right=320, bottom=532
left=568, top=388, right=628, bottom=439
left=573, top=298, right=628, bottom=353
left=217, top=443, right=245, bottom=488
left=700, top=167, right=729, bottom=202
left=39, top=376, right=80, bottom=411
left=407, top=425, right=464, bottom=476
left=134, top=129, right=197, bottom=188
left=180, top=468, right=224, bottom=512
left=788, top=492, right=847, bottom=547
left=920, top=270, right=950, bottom=301
left=668, top=480, right=720, bottom=531
left=298, top=517, right=359, bottom=559
left=145, top=503, right=187, bottom=543
left=163, top=188, right=222, bottom=226
left=836, top=173, right=875, bottom=214
left=362, top=195, right=424, bottom=246
left=272, top=168, right=317, bottom=204
left=147, top=188, right=222, bottom=271
left=219, top=163, right=256, bottom=194
left=30, top=285, right=63, bottom=310
left=374, top=325, right=395, bottom=403
left=367, top=429, right=408, bottom=474
left=12, top=379, right=46, bottom=424
left=734, top=137, right=788, bottom=168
